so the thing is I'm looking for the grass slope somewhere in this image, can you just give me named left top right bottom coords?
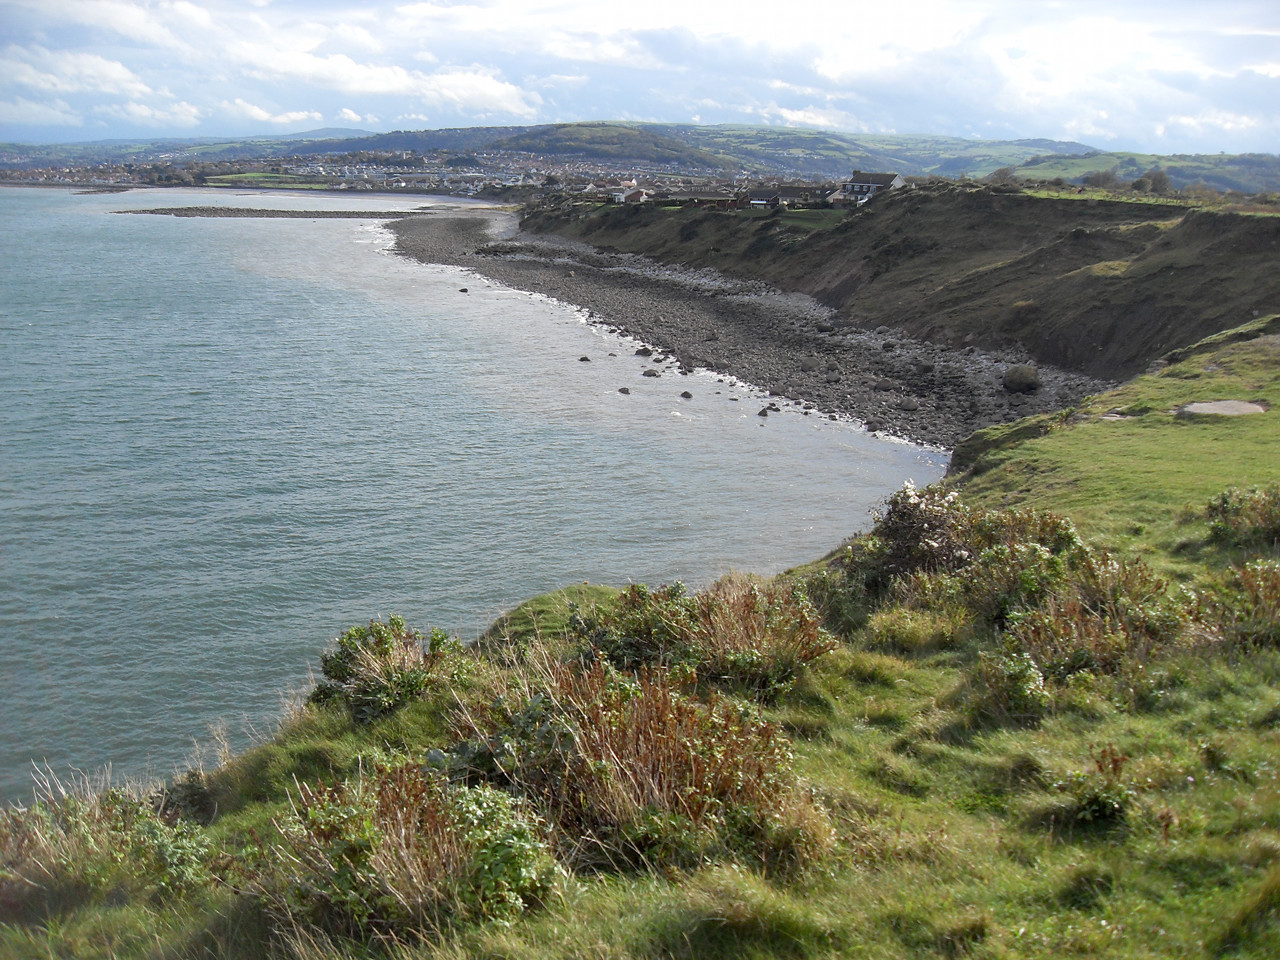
left=952, top=315, right=1280, bottom=579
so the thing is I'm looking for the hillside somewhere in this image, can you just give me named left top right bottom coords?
left=491, top=122, right=725, bottom=169
left=1012, top=150, right=1280, bottom=195
left=523, top=183, right=1280, bottom=380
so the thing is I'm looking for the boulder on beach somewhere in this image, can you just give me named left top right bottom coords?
left=1003, top=364, right=1041, bottom=393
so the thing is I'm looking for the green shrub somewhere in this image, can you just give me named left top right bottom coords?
left=1206, top=483, right=1280, bottom=548
left=266, top=761, right=559, bottom=940
left=834, top=483, right=1083, bottom=613
left=0, top=778, right=212, bottom=914
left=1008, top=551, right=1189, bottom=679
left=1051, top=744, right=1135, bottom=825
left=309, top=616, right=467, bottom=723
left=572, top=575, right=835, bottom=699
left=1208, top=559, right=1280, bottom=646
left=964, top=650, right=1049, bottom=724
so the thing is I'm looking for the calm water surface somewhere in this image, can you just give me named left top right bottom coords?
left=0, top=186, right=945, bottom=802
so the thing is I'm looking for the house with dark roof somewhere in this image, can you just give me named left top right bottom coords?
left=832, top=171, right=906, bottom=206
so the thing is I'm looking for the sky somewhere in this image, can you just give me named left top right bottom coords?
left=1, top=0, right=1278, bottom=154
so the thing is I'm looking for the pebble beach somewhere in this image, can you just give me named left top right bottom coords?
left=389, top=208, right=1113, bottom=449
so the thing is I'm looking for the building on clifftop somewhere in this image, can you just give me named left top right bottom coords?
left=832, top=171, right=906, bottom=206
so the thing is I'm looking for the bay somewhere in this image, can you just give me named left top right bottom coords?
left=0, top=186, right=945, bottom=803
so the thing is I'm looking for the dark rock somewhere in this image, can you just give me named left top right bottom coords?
left=800, top=358, right=820, bottom=372
left=1002, top=364, right=1041, bottom=393
left=459, top=287, right=468, bottom=293
left=898, top=397, right=920, bottom=411
left=680, top=391, right=693, bottom=399
left=642, top=369, right=661, bottom=378
left=618, top=387, right=630, bottom=394
left=816, top=322, right=836, bottom=333
left=916, top=360, right=935, bottom=374
left=758, top=407, right=770, bottom=417
left=635, top=346, right=653, bottom=357
left=874, top=378, right=895, bottom=391
left=882, top=340, right=897, bottom=350
left=864, top=418, right=883, bottom=432
left=579, top=356, right=591, bottom=362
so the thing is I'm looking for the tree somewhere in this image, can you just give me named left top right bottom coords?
left=1144, top=168, right=1172, bottom=195
left=1082, top=169, right=1120, bottom=189
left=986, top=166, right=1019, bottom=186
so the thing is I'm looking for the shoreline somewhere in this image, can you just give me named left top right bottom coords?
left=388, top=211, right=1114, bottom=450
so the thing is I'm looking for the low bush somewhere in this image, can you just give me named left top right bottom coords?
left=572, top=575, right=835, bottom=699
left=1050, top=744, right=1135, bottom=826
left=963, top=649, right=1050, bottom=724
left=444, top=661, right=833, bottom=874
left=0, top=774, right=211, bottom=915
left=1207, top=559, right=1280, bottom=646
left=309, top=616, right=468, bottom=723
left=265, top=761, right=559, bottom=941
left=833, top=483, right=1084, bottom=613
left=1206, top=483, right=1280, bottom=549
left=1008, top=551, right=1189, bottom=679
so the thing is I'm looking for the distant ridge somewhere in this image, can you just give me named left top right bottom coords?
left=4, top=121, right=1277, bottom=192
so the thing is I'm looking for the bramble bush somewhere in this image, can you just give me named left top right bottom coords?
left=1205, top=558, right=1280, bottom=646
left=0, top=777, right=211, bottom=914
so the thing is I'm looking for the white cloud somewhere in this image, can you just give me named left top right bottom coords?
left=0, top=95, right=83, bottom=126
left=8, top=0, right=192, bottom=51
left=228, top=98, right=323, bottom=125
left=0, top=0, right=1274, bottom=151
left=1, top=46, right=152, bottom=98
left=755, top=103, right=866, bottom=131
left=97, top=99, right=203, bottom=127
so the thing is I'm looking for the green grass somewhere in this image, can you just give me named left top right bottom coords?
left=954, top=316, right=1280, bottom=580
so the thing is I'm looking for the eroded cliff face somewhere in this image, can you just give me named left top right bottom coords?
left=524, top=185, right=1280, bottom=380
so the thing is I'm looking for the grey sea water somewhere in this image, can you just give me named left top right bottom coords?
left=0, top=186, right=945, bottom=803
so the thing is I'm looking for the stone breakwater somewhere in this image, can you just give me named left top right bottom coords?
left=390, top=210, right=1112, bottom=449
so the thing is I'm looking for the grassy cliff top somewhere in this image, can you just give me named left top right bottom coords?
left=3, top=319, right=1278, bottom=959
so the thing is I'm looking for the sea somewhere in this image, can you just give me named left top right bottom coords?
left=0, top=186, right=946, bottom=804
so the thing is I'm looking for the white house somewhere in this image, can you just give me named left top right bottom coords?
left=833, top=171, right=906, bottom=206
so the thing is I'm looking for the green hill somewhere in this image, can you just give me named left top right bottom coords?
left=1013, top=150, right=1280, bottom=194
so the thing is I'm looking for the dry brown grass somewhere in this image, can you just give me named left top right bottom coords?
left=451, top=658, right=833, bottom=873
